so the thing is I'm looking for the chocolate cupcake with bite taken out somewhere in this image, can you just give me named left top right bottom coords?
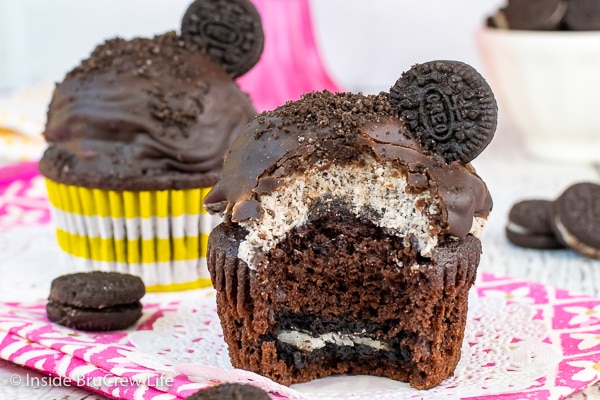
left=204, top=60, right=497, bottom=389
left=39, top=0, right=263, bottom=291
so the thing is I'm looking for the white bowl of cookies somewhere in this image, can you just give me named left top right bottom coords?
left=476, top=0, right=600, bottom=164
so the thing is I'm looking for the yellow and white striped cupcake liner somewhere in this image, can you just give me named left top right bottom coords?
left=45, top=179, right=221, bottom=292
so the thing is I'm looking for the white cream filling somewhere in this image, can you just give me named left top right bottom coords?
left=277, top=329, right=390, bottom=352
left=554, top=215, right=600, bottom=258
left=505, top=221, right=530, bottom=235
left=238, top=155, right=484, bottom=269
left=471, top=216, right=486, bottom=238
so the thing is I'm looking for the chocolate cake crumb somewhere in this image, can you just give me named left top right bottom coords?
left=208, top=219, right=481, bottom=389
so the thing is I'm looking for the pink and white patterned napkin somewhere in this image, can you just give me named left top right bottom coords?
left=0, top=161, right=51, bottom=230
left=0, top=294, right=306, bottom=400
left=1, top=274, right=600, bottom=399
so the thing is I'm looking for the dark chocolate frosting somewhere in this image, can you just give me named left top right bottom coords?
left=39, top=32, right=256, bottom=191
left=204, top=91, right=493, bottom=239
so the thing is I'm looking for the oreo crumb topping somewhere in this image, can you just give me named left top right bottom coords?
left=147, top=85, right=206, bottom=130
left=254, top=90, right=396, bottom=140
left=65, top=32, right=228, bottom=131
left=67, top=32, right=205, bottom=81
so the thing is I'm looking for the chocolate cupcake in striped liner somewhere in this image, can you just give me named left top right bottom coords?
left=39, top=1, right=264, bottom=291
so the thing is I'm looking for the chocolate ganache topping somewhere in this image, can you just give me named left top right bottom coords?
left=39, top=32, right=256, bottom=191
left=204, top=91, right=493, bottom=238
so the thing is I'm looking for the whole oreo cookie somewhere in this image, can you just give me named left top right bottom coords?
left=186, top=383, right=270, bottom=399
left=506, top=199, right=565, bottom=249
left=47, top=271, right=145, bottom=331
left=389, top=60, right=498, bottom=164
left=564, top=0, right=600, bottom=30
left=551, top=182, right=600, bottom=259
left=491, top=0, right=567, bottom=30
left=181, top=0, right=264, bottom=78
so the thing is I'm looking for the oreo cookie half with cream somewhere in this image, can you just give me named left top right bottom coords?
left=551, top=182, right=600, bottom=259
left=389, top=60, right=497, bottom=164
left=506, top=199, right=564, bottom=249
left=181, top=0, right=264, bottom=78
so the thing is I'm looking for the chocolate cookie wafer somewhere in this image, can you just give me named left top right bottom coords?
left=506, top=199, right=564, bottom=249
left=181, top=0, right=264, bottom=78
left=489, top=0, right=567, bottom=30
left=551, top=182, right=600, bottom=259
left=389, top=60, right=497, bottom=164
left=564, top=0, right=600, bottom=30
left=46, top=271, right=145, bottom=331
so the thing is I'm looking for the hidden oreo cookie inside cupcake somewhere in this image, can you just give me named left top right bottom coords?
left=506, top=199, right=565, bottom=249
left=551, top=182, right=600, bottom=259
left=46, top=271, right=145, bottom=331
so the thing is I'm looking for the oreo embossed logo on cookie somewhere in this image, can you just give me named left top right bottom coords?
left=389, top=60, right=498, bottom=164
left=181, top=0, right=264, bottom=78
left=46, top=271, right=145, bottom=331
left=551, top=182, right=600, bottom=259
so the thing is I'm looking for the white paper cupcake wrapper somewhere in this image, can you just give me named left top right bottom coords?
left=45, top=179, right=221, bottom=291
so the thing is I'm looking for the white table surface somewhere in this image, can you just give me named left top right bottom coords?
left=1, top=119, right=600, bottom=399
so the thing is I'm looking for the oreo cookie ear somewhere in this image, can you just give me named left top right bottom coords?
left=389, top=60, right=498, bottom=164
left=181, top=0, right=265, bottom=78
